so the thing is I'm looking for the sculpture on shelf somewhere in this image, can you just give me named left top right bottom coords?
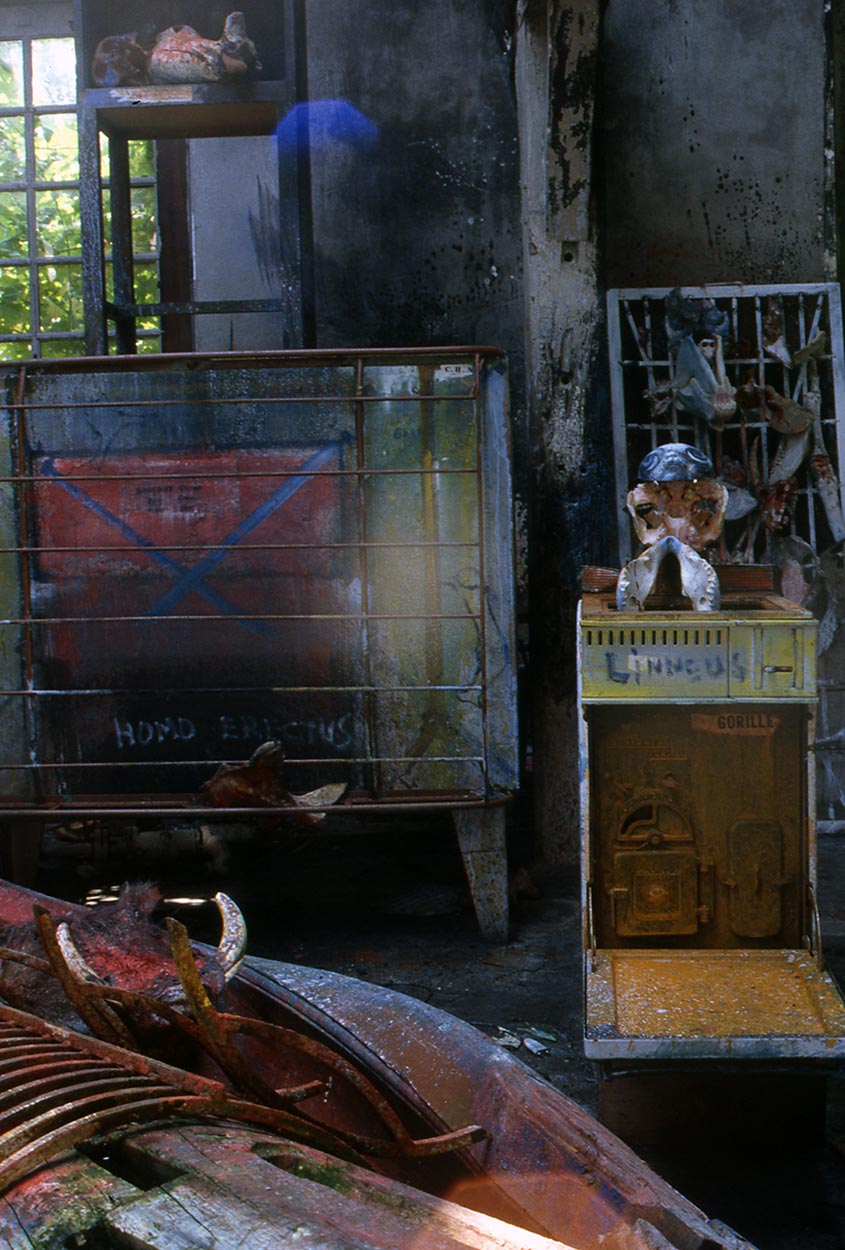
left=90, top=32, right=150, bottom=87
left=91, top=13, right=261, bottom=88
left=617, top=442, right=727, bottom=612
left=149, top=13, right=262, bottom=83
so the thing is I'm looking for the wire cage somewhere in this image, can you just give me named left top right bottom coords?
left=607, top=283, right=845, bottom=565
left=0, top=348, right=517, bottom=822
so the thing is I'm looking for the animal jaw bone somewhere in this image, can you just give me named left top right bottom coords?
left=698, top=336, right=737, bottom=427
left=617, top=536, right=720, bottom=612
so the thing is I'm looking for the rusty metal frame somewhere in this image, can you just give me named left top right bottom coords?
left=607, top=283, right=845, bottom=564
left=0, top=348, right=518, bottom=821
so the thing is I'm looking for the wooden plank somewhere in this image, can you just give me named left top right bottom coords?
left=102, top=1190, right=216, bottom=1250
left=103, top=1176, right=370, bottom=1250
left=581, top=563, right=778, bottom=594
left=1, top=1152, right=139, bottom=1248
left=118, top=1125, right=575, bottom=1250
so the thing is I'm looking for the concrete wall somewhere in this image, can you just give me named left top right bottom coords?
left=601, top=0, right=831, bottom=287
left=304, top=2, right=523, bottom=367
left=516, top=1, right=614, bottom=861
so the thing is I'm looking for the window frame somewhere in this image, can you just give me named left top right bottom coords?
left=0, top=8, right=160, bottom=359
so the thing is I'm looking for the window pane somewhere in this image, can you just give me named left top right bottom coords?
left=36, top=190, right=82, bottom=256
left=137, top=333, right=162, bottom=353
left=98, top=137, right=154, bottom=180
left=0, top=42, right=23, bottom=108
left=0, top=341, right=32, bottom=361
left=32, top=38, right=75, bottom=107
left=39, top=263, right=83, bottom=332
left=101, top=188, right=112, bottom=247
left=0, top=266, right=30, bottom=336
left=100, top=195, right=158, bottom=258
left=0, top=193, right=28, bottom=257
left=129, top=140, right=155, bottom=179
left=40, top=338, right=86, bottom=358
left=35, top=114, right=79, bottom=182
left=132, top=186, right=158, bottom=253
left=0, top=117, right=25, bottom=183
left=134, top=262, right=160, bottom=306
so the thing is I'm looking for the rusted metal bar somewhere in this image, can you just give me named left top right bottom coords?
left=4, top=344, right=503, bottom=371
left=165, top=916, right=290, bottom=1110
left=11, top=367, right=39, bottom=804
left=0, top=797, right=505, bottom=817
left=0, top=542, right=481, bottom=552
left=0, top=684, right=484, bottom=696
left=355, top=354, right=379, bottom=795
left=473, top=352, right=492, bottom=794
left=6, top=393, right=480, bottom=410
left=163, top=918, right=485, bottom=1158
left=0, top=916, right=487, bottom=1164
left=7, top=464, right=480, bottom=479
left=33, top=906, right=137, bottom=1048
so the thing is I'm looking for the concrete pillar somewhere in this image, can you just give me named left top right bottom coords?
left=516, top=0, right=610, bottom=863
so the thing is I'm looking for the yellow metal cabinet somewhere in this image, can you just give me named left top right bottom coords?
left=579, top=591, right=845, bottom=1060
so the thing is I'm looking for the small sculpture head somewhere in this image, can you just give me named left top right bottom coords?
left=637, top=442, right=714, bottom=483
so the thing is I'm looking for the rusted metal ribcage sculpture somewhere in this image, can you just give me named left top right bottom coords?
left=0, top=903, right=485, bottom=1193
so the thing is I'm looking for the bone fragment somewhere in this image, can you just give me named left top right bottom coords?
left=214, top=891, right=248, bottom=981
left=55, top=923, right=107, bottom=985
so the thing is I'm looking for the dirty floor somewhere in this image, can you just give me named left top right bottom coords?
left=31, top=816, right=845, bottom=1250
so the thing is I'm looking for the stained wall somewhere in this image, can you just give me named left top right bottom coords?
left=601, top=0, right=831, bottom=287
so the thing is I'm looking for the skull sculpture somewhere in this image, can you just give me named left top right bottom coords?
left=617, top=443, right=727, bottom=612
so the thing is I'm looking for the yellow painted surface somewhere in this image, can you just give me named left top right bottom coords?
left=579, top=598, right=817, bottom=701
left=587, top=949, right=845, bottom=1039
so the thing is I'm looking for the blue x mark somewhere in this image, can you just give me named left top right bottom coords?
left=39, top=440, right=342, bottom=636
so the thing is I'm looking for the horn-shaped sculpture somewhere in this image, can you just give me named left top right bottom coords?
left=215, top=891, right=248, bottom=981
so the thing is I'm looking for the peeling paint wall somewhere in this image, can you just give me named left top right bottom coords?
left=520, top=0, right=833, bottom=863
left=517, top=0, right=612, bottom=862
left=601, top=0, right=830, bottom=286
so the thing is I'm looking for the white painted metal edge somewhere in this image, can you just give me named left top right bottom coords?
left=605, top=289, right=631, bottom=564
left=585, top=1035, right=845, bottom=1060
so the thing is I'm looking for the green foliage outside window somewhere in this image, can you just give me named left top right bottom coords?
left=0, top=37, right=159, bottom=357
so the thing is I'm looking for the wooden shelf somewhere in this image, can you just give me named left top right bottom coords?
left=79, top=81, right=293, bottom=140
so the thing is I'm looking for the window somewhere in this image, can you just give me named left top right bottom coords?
left=0, top=33, right=159, bottom=358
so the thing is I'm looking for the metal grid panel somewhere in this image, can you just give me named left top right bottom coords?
left=607, top=283, right=845, bottom=826
left=0, top=348, right=517, bottom=817
left=607, top=283, right=845, bottom=564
